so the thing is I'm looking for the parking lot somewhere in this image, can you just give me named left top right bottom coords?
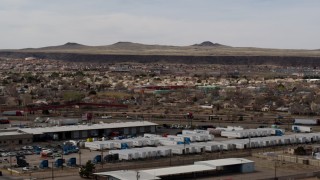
left=0, top=142, right=103, bottom=173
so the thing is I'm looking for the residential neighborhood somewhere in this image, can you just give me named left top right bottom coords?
left=1, top=57, right=320, bottom=119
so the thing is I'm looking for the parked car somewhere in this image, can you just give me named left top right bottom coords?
left=0, top=149, right=6, bottom=152
left=22, top=167, right=31, bottom=172
left=22, top=146, right=33, bottom=150
left=24, top=151, right=33, bottom=155
left=170, top=124, right=177, bottom=129
left=177, top=124, right=184, bottom=129
left=7, top=152, right=17, bottom=156
left=52, top=153, right=62, bottom=158
left=101, top=115, right=112, bottom=119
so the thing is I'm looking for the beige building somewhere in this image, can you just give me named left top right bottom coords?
left=0, top=131, right=33, bottom=146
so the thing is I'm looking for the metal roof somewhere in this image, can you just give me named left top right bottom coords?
left=94, top=165, right=215, bottom=180
left=195, top=158, right=254, bottom=168
left=95, top=158, right=253, bottom=179
left=18, top=121, right=157, bottom=135
left=141, top=164, right=216, bottom=177
left=94, top=170, right=160, bottom=180
left=0, top=131, right=28, bottom=136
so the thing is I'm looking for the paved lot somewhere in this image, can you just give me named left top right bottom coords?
left=0, top=151, right=319, bottom=180
left=3, top=117, right=320, bottom=179
left=1, top=148, right=101, bottom=172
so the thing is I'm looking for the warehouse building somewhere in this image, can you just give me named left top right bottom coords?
left=0, top=130, right=33, bottom=145
left=18, top=121, right=157, bottom=141
left=94, top=158, right=254, bottom=180
left=194, top=158, right=255, bottom=173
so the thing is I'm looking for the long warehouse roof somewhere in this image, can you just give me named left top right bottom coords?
left=0, top=131, right=30, bottom=136
left=18, top=121, right=157, bottom=135
left=141, top=164, right=216, bottom=177
left=94, top=158, right=253, bottom=180
left=195, top=158, right=253, bottom=167
left=95, top=170, right=160, bottom=180
left=94, top=165, right=215, bottom=180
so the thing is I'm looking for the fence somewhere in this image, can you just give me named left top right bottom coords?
left=96, top=150, right=251, bottom=172
left=253, top=152, right=320, bottom=180
left=259, top=171, right=320, bottom=180
left=253, top=153, right=320, bottom=167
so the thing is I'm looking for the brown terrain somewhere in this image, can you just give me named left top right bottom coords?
left=1, top=41, right=320, bottom=65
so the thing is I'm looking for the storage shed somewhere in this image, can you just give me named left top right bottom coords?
left=194, top=158, right=255, bottom=173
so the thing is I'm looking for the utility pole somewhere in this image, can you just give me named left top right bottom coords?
left=184, top=137, right=186, bottom=153
left=101, top=148, right=104, bottom=168
left=10, top=155, right=12, bottom=175
left=249, top=135, right=252, bottom=154
left=61, top=146, right=64, bottom=170
left=274, top=160, right=284, bottom=180
left=52, top=161, right=54, bottom=180
left=78, top=150, right=82, bottom=166
left=169, top=151, right=172, bottom=166
left=274, top=161, right=277, bottom=180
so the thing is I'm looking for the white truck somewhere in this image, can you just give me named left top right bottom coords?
left=292, top=125, right=312, bottom=133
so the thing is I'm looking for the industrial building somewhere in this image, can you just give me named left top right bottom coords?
left=0, top=130, right=33, bottom=145
left=18, top=121, right=157, bottom=141
left=94, top=158, right=254, bottom=180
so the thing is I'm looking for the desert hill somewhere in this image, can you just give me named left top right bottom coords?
left=0, top=41, right=320, bottom=66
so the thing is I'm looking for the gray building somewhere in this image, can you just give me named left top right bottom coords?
left=94, top=158, right=255, bottom=180
left=0, top=131, right=33, bottom=146
left=19, top=121, right=157, bottom=141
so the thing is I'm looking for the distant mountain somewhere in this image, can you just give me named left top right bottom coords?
left=1, top=40, right=320, bottom=66
left=2, top=41, right=320, bottom=61
left=62, top=42, right=85, bottom=47
left=40, top=42, right=87, bottom=50
left=107, top=41, right=158, bottom=49
left=107, top=41, right=176, bottom=49
left=193, top=41, right=228, bottom=47
left=21, top=42, right=88, bottom=51
left=110, top=41, right=142, bottom=46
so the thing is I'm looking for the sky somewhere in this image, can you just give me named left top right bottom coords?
left=0, top=0, right=320, bottom=49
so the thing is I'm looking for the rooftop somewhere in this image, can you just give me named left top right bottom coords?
left=0, top=131, right=28, bottom=136
left=141, top=164, right=216, bottom=177
left=94, top=158, right=253, bottom=180
left=18, top=121, right=157, bottom=135
left=195, top=158, right=254, bottom=167
left=94, top=170, right=160, bottom=180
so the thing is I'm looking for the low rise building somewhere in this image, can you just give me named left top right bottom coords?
left=0, top=130, right=33, bottom=145
left=19, top=121, right=157, bottom=141
left=94, top=158, right=254, bottom=180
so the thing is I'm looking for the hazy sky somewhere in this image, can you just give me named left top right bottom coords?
left=1, top=0, right=320, bottom=49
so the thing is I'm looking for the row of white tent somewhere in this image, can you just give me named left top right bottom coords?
left=85, top=138, right=157, bottom=150
left=105, top=132, right=320, bottom=161
left=86, top=128, right=289, bottom=151
left=208, top=133, right=320, bottom=150
left=85, top=130, right=214, bottom=150
left=220, top=128, right=285, bottom=138
left=108, top=143, right=214, bottom=160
